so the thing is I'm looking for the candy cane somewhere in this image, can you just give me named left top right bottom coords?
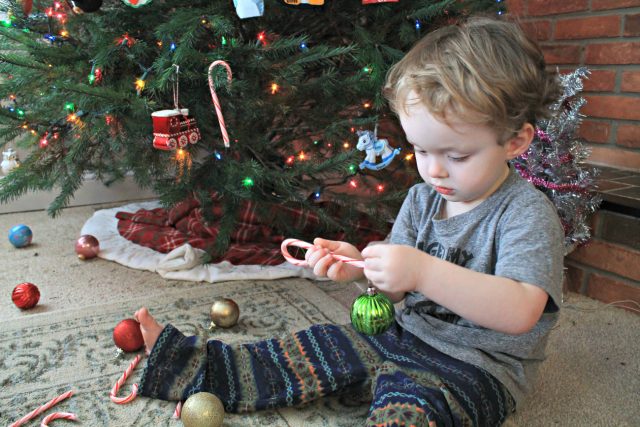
left=110, top=354, right=141, bottom=404
left=40, top=412, right=78, bottom=427
left=208, top=60, right=232, bottom=148
left=9, top=390, right=73, bottom=427
left=172, top=401, right=183, bottom=419
left=280, top=238, right=365, bottom=268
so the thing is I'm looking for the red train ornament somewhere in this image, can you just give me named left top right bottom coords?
left=152, top=108, right=201, bottom=151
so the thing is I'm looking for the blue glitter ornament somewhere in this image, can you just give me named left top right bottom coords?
left=8, top=224, right=33, bottom=248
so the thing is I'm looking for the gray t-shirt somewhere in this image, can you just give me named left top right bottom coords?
left=390, top=166, right=564, bottom=407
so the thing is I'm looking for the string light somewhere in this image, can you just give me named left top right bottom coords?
left=343, top=142, right=350, bottom=149
left=242, top=177, right=254, bottom=187
left=135, top=78, right=145, bottom=92
left=214, top=150, right=223, bottom=160
left=105, top=115, right=113, bottom=125
left=313, top=140, right=319, bottom=145
left=349, top=179, right=358, bottom=188
left=376, top=184, right=385, bottom=192
left=16, top=108, right=25, bottom=118
left=67, top=113, right=78, bottom=123
left=286, top=155, right=295, bottom=165
left=312, top=189, right=321, bottom=200
left=64, top=102, right=75, bottom=112
left=257, top=31, right=267, bottom=45
left=363, top=101, right=371, bottom=109
left=270, top=83, right=279, bottom=94
left=405, top=153, right=414, bottom=161
left=414, top=19, right=421, bottom=30
left=298, top=151, right=306, bottom=160
left=299, top=42, right=308, bottom=51
left=60, top=29, right=69, bottom=38
left=221, top=36, right=227, bottom=46
left=170, top=42, right=176, bottom=51
left=348, top=164, right=356, bottom=173
left=39, top=137, right=49, bottom=148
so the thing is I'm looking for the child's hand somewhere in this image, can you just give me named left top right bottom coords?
left=305, top=238, right=365, bottom=282
left=361, top=244, right=427, bottom=294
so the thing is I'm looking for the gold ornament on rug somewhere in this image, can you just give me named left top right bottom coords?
left=181, top=392, right=225, bottom=427
left=209, top=298, right=240, bottom=329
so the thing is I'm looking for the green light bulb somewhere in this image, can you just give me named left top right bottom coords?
left=242, top=177, right=254, bottom=187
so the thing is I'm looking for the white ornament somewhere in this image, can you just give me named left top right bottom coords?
left=234, top=0, right=264, bottom=19
left=1, top=148, right=20, bottom=175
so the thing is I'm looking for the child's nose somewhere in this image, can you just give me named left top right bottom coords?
left=428, top=158, right=448, bottom=178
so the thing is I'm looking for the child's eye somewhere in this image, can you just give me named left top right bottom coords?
left=414, top=149, right=427, bottom=155
left=448, top=155, right=469, bottom=162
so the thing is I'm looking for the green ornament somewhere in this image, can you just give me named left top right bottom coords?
left=350, top=286, right=395, bottom=335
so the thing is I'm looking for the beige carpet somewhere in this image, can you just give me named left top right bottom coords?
left=1, top=204, right=639, bottom=426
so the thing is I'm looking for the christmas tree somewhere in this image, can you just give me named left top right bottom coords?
left=512, top=68, right=601, bottom=248
left=0, top=0, right=502, bottom=255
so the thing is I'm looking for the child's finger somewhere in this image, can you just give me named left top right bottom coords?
left=361, top=244, right=383, bottom=259
left=313, top=237, right=341, bottom=252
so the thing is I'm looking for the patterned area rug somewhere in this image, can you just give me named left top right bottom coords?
left=1, top=279, right=371, bottom=426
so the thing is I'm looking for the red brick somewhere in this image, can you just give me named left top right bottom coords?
left=617, top=124, right=640, bottom=148
left=563, top=262, right=586, bottom=293
left=555, top=15, right=621, bottom=40
left=505, top=0, right=526, bottom=16
left=578, top=119, right=611, bottom=143
left=621, top=71, right=640, bottom=92
left=568, top=240, right=640, bottom=281
left=583, top=95, right=640, bottom=120
left=592, top=0, right=640, bottom=11
left=588, top=145, right=640, bottom=170
left=542, top=44, right=582, bottom=65
left=585, top=42, right=640, bottom=64
left=527, top=0, right=588, bottom=16
left=583, top=69, right=617, bottom=92
left=625, top=13, right=640, bottom=36
left=520, top=20, right=551, bottom=41
left=586, top=273, right=640, bottom=314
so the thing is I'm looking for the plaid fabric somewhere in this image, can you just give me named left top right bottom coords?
left=139, top=322, right=514, bottom=426
left=116, top=196, right=387, bottom=265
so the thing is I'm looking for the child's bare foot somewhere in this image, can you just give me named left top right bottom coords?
left=134, top=307, right=164, bottom=355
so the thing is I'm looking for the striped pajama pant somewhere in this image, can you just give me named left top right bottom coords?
left=139, top=322, right=514, bottom=426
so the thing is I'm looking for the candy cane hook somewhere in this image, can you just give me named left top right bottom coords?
left=9, top=390, right=73, bottom=427
left=208, top=60, right=233, bottom=148
left=280, top=238, right=365, bottom=269
left=40, top=412, right=78, bottom=427
left=110, top=354, right=141, bottom=404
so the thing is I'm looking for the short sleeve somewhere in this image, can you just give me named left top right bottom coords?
left=389, top=187, right=418, bottom=247
left=494, top=195, right=565, bottom=311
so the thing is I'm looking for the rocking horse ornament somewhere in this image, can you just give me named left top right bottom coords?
left=356, top=125, right=401, bottom=171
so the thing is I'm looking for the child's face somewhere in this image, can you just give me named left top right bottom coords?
left=398, top=98, right=513, bottom=210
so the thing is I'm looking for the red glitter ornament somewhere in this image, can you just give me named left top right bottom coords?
left=113, top=319, right=144, bottom=352
left=12, top=282, right=40, bottom=309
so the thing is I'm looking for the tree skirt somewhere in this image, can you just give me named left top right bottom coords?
left=82, top=201, right=318, bottom=282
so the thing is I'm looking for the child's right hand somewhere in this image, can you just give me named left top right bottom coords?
left=305, top=238, right=365, bottom=282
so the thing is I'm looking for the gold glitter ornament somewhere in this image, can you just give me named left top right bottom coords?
left=209, top=298, right=240, bottom=329
left=181, top=392, right=225, bottom=427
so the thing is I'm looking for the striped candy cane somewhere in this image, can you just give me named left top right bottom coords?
left=208, top=60, right=233, bottom=148
left=110, top=354, right=141, bottom=404
left=9, top=390, right=73, bottom=427
left=40, top=412, right=78, bottom=427
left=280, top=238, right=365, bottom=269
left=173, top=401, right=183, bottom=419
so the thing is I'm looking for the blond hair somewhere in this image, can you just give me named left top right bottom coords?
left=384, top=16, right=561, bottom=142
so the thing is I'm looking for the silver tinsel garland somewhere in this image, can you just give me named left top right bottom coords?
left=512, top=67, right=601, bottom=249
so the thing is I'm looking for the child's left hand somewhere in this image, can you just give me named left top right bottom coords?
left=361, top=244, right=429, bottom=294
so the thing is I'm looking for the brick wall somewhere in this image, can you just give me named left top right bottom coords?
left=507, top=0, right=640, bottom=171
left=565, top=207, right=640, bottom=313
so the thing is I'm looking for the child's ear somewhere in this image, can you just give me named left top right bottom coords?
left=505, top=122, right=535, bottom=160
